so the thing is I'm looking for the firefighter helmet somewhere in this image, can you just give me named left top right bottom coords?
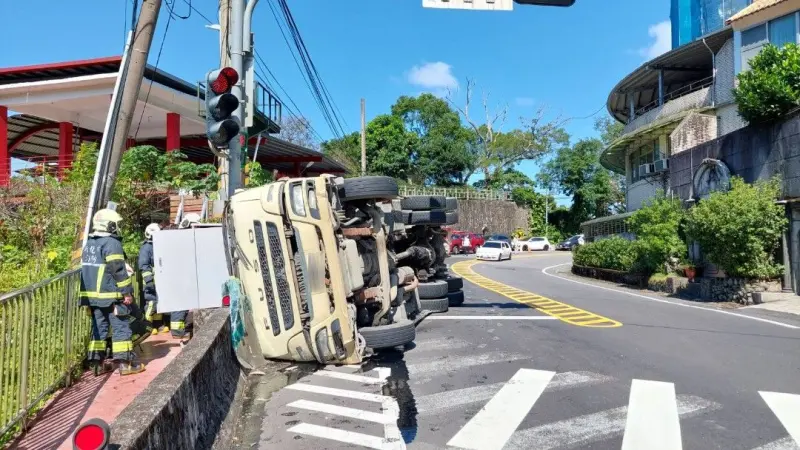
left=179, top=213, right=201, bottom=229
left=145, top=223, right=161, bottom=240
left=92, top=209, right=123, bottom=234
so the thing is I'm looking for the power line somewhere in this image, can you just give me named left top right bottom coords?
left=254, top=70, right=325, bottom=143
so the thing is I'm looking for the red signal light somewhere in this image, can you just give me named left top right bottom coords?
left=209, top=67, right=239, bottom=95
left=73, top=418, right=110, bottom=450
left=222, top=295, right=231, bottom=307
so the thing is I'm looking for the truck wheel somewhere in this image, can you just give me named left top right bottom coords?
left=340, top=176, right=398, bottom=201
left=443, top=275, right=463, bottom=292
left=419, top=297, right=449, bottom=313
left=417, top=279, right=449, bottom=299
left=360, top=321, right=415, bottom=350
left=447, top=290, right=465, bottom=307
left=446, top=197, right=458, bottom=211
left=402, top=210, right=447, bottom=226
left=401, top=195, right=447, bottom=211
left=445, top=211, right=459, bottom=225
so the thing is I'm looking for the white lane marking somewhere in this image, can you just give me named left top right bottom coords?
left=426, top=315, right=558, bottom=321
left=407, top=337, right=472, bottom=351
left=416, top=371, right=613, bottom=414
left=314, top=370, right=387, bottom=385
left=408, top=352, right=528, bottom=377
left=288, top=423, right=403, bottom=450
left=288, top=399, right=394, bottom=424
left=373, top=367, right=391, bottom=382
left=622, top=380, right=682, bottom=450
left=761, top=391, right=800, bottom=446
left=752, top=437, right=800, bottom=450
left=542, top=263, right=800, bottom=330
left=447, top=368, right=555, bottom=450
left=504, top=394, right=720, bottom=450
left=286, top=383, right=388, bottom=403
left=382, top=396, right=404, bottom=449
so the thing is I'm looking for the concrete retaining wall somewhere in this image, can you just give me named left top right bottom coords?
left=110, top=308, right=243, bottom=450
left=454, top=199, right=529, bottom=235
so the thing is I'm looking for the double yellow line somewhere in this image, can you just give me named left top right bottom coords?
left=450, top=259, right=622, bottom=328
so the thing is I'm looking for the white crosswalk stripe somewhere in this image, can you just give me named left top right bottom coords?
left=760, top=392, right=800, bottom=448
left=751, top=437, right=800, bottom=450
left=621, top=380, right=683, bottom=450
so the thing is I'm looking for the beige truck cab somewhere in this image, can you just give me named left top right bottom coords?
left=226, top=175, right=420, bottom=365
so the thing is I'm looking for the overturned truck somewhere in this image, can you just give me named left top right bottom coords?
left=224, top=175, right=462, bottom=366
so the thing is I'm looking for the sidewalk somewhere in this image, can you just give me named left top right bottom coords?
left=10, top=333, right=184, bottom=450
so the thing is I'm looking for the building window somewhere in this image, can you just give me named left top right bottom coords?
left=630, top=141, right=657, bottom=183
left=741, top=13, right=799, bottom=70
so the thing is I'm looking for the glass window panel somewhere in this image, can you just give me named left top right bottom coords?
left=742, top=24, right=767, bottom=47
left=769, top=14, right=797, bottom=48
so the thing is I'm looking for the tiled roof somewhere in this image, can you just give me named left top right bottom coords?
left=728, top=0, right=791, bottom=23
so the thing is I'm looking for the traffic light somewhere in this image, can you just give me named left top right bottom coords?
left=514, top=0, right=575, bottom=5
left=205, top=67, right=241, bottom=147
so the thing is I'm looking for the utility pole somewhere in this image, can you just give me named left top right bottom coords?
left=100, top=0, right=162, bottom=203
left=214, top=0, right=232, bottom=213
left=228, top=0, right=246, bottom=194
left=360, top=98, right=366, bottom=176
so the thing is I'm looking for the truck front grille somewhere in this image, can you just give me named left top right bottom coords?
left=253, top=221, right=281, bottom=336
left=267, top=223, right=295, bottom=330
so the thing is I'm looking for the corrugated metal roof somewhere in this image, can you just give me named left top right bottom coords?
left=728, top=0, right=790, bottom=22
left=606, top=27, right=732, bottom=124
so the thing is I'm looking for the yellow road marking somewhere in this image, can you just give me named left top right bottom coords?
left=450, top=259, right=622, bottom=328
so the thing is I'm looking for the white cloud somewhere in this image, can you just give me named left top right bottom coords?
left=515, top=97, right=536, bottom=107
left=638, top=21, right=671, bottom=60
left=407, top=62, right=459, bottom=92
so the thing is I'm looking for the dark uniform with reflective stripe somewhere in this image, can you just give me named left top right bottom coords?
left=80, top=234, right=135, bottom=361
left=137, top=240, right=188, bottom=337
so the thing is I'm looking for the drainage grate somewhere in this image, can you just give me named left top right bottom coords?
left=266, top=223, right=295, bottom=330
left=253, top=221, right=281, bottom=336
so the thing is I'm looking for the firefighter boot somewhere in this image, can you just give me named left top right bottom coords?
left=118, top=361, right=146, bottom=376
left=158, top=325, right=169, bottom=334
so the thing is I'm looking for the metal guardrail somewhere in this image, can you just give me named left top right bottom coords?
left=399, top=186, right=512, bottom=201
left=0, top=268, right=89, bottom=438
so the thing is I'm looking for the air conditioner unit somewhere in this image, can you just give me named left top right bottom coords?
left=654, top=159, right=670, bottom=172
left=639, top=163, right=654, bottom=175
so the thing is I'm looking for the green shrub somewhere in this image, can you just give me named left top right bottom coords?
left=686, top=177, right=786, bottom=279
left=573, top=237, right=638, bottom=272
left=733, top=43, right=800, bottom=124
left=626, top=193, right=686, bottom=274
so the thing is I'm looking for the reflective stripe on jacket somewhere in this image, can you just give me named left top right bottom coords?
left=80, top=234, right=133, bottom=307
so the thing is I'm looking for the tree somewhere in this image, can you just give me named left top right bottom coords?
left=391, top=94, right=472, bottom=185
left=686, top=177, right=786, bottom=279
left=278, top=116, right=319, bottom=150
left=538, top=138, right=618, bottom=231
left=626, top=193, right=686, bottom=274
left=473, top=168, right=535, bottom=190
left=447, top=78, right=569, bottom=186
left=734, top=44, right=800, bottom=124
left=321, top=132, right=361, bottom=176
left=594, top=116, right=626, bottom=212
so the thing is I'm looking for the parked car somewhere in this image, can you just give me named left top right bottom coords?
left=448, top=232, right=485, bottom=254
left=556, top=234, right=584, bottom=251
left=515, top=236, right=551, bottom=252
left=487, top=234, right=511, bottom=245
left=475, top=240, right=513, bottom=261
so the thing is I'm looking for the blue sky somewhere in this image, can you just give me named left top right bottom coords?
left=2, top=0, right=672, bottom=193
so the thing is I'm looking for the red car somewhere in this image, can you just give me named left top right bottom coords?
left=448, top=232, right=485, bottom=254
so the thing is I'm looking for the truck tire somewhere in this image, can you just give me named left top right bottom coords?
left=401, top=195, right=447, bottom=211
left=419, top=296, right=449, bottom=313
left=340, top=176, right=398, bottom=201
left=445, top=211, right=459, bottom=225
left=443, top=275, right=463, bottom=292
left=360, top=321, right=415, bottom=350
left=446, top=197, right=458, bottom=211
left=417, top=279, right=449, bottom=299
left=402, top=210, right=447, bottom=226
left=447, top=290, right=465, bottom=307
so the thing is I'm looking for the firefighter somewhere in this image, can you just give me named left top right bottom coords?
left=80, top=209, right=145, bottom=376
left=138, top=223, right=167, bottom=335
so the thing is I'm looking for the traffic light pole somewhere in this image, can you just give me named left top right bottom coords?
left=227, top=0, right=246, bottom=196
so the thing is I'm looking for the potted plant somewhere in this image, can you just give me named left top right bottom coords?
left=683, top=262, right=696, bottom=282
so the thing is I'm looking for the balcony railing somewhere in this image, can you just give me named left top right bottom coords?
left=624, top=77, right=714, bottom=135
left=399, top=186, right=512, bottom=201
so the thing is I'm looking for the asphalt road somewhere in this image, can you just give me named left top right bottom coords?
left=233, top=252, right=800, bottom=450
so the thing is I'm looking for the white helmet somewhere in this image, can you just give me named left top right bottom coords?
left=92, top=209, right=123, bottom=234
left=179, top=213, right=201, bottom=229
left=145, top=223, right=161, bottom=240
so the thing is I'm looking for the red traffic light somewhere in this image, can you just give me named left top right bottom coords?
left=209, top=67, right=239, bottom=95
left=73, top=418, right=110, bottom=450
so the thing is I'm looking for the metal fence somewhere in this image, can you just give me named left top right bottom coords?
left=399, top=186, right=512, bottom=201
left=0, top=268, right=89, bottom=438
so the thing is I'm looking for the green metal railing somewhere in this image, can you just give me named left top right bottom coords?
left=399, top=186, right=512, bottom=201
left=0, top=268, right=89, bottom=438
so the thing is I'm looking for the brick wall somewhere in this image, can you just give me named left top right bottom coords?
left=455, top=199, right=529, bottom=235
left=717, top=103, right=748, bottom=137
left=715, top=39, right=736, bottom=105
left=670, top=113, right=718, bottom=154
